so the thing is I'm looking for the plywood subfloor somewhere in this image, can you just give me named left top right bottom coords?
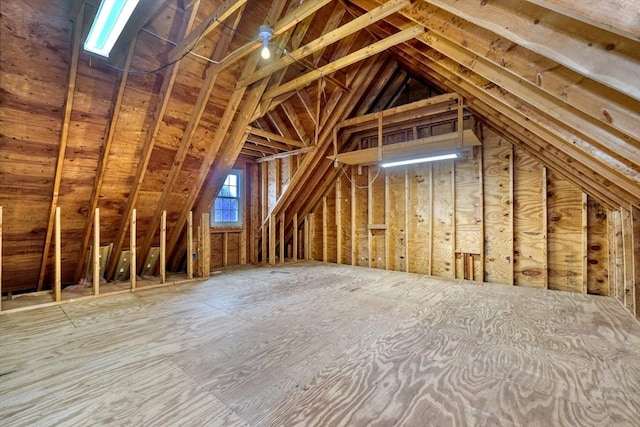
left=1, top=262, right=639, bottom=426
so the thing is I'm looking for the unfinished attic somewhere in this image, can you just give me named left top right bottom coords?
left=1, top=0, right=639, bottom=424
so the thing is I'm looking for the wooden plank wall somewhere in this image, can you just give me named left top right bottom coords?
left=306, top=126, right=640, bottom=317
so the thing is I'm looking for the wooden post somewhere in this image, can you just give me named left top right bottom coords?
left=304, top=215, right=310, bottom=260
left=404, top=167, right=410, bottom=273
left=336, top=179, right=342, bottom=264
left=269, top=214, right=276, bottom=266
left=293, top=213, right=298, bottom=261
left=130, top=209, right=137, bottom=290
left=201, top=213, right=211, bottom=277
left=261, top=162, right=268, bottom=265
left=429, top=164, right=434, bottom=275
left=621, top=206, right=635, bottom=315
left=280, top=213, right=285, bottom=264
left=223, top=231, right=229, bottom=267
left=93, top=208, right=100, bottom=296
left=582, top=193, right=588, bottom=294
left=160, top=210, right=166, bottom=284
left=368, top=167, right=373, bottom=268
left=54, top=207, right=61, bottom=302
left=452, top=162, right=456, bottom=278
left=323, top=196, right=328, bottom=262
left=384, top=172, right=389, bottom=270
left=542, top=166, right=549, bottom=289
left=351, top=167, right=356, bottom=266
left=187, top=211, right=193, bottom=279
left=0, top=206, right=2, bottom=312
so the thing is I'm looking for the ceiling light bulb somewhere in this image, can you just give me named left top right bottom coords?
left=261, top=45, right=271, bottom=59
left=258, top=24, right=273, bottom=60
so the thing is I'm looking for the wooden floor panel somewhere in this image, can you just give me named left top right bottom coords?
left=1, top=261, right=639, bottom=426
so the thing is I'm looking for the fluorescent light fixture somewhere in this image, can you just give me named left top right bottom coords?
left=380, top=152, right=458, bottom=168
left=259, top=25, right=272, bottom=59
left=84, top=0, right=140, bottom=57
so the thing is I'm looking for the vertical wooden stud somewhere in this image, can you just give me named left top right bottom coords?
left=0, top=206, right=2, bottom=311
left=404, top=167, right=410, bottom=273
left=621, top=206, right=635, bottom=315
left=632, top=206, right=640, bottom=319
left=131, top=209, right=137, bottom=289
left=293, top=213, right=298, bottom=261
left=451, top=161, right=456, bottom=278
left=280, top=213, right=285, bottom=264
left=187, top=211, right=193, bottom=279
left=509, top=145, right=514, bottom=285
left=368, top=167, right=373, bottom=268
left=223, top=231, right=229, bottom=267
left=336, top=179, right=342, bottom=264
left=429, top=164, right=434, bottom=275
left=54, top=207, right=61, bottom=302
left=351, top=167, right=356, bottom=266
left=275, top=158, right=282, bottom=200
left=201, top=213, right=211, bottom=277
left=261, top=162, right=268, bottom=264
left=93, top=208, right=100, bottom=296
left=384, top=172, right=389, bottom=270
left=304, top=215, right=310, bottom=260
left=160, top=210, right=166, bottom=284
left=323, top=196, right=328, bottom=262
left=542, top=166, right=549, bottom=289
left=581, top=193, right=588, bottom=294
left=478, top=146, right=485, bottom=281
left=607, top=210, right=615, bottom=297
left=269, top=214, right=276, bottom=266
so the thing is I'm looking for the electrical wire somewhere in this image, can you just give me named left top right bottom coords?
left=338, top=162, right=381, bottom=189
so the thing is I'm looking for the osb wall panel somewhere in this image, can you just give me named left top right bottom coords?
left=407, top=164, right=431, bottom=274
left=337, top=172, right=352, bottom=265
left=547, top=169, right=583, bottom=293
left=431, top=161, right=454, bottom=278
left=308, top=127, right=611, bottom=299
left=513, top=148, right=546, bottom=288
left=387, top=170, right=407, bottom=272
left=482, top=133, right=513, bottom=285
left=587, top=197, right=609, bottom=295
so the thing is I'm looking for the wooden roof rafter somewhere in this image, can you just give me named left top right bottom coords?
left=105, top=1, right=202, bottom=280
left=37, top=4, right=85, bottom=290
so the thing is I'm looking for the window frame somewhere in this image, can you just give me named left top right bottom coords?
left=211, top=169, right=243, bottom=227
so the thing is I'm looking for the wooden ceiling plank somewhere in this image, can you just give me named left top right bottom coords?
left=238, top=0, right=413, bottom=88
left=425, top=0, right=640, bottom=101
left=167, top=0, right=248, bottom=62
left=398, top=2, right=640, bottom=149
left=524, top=0, right=640, bottom=41
left=166, top=0, right=295, bottom=267
left=74, top=34, right=139, bottom=284
left=246, top=135, right=291, bottom=152
left=247, top=127, right=305, bottom=148
left=136, top=5, right=246, bottom=271
left=263, top=25, right=425, bottom=100
left=312, top=2, right=347, bottom=65
left=105, top=2, right=201, bottom=280
left=37, top=4, right=85, bottom=291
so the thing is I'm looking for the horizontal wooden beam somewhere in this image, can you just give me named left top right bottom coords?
left=332, top=129, right=480, bottom=165
left=263, top=25, right=425, bottom=100
left=168, top=0, right=248, bottom=62
left=256, top=146, right=315, bottom=163
left=338, top=92, right=459, bottom=128
left=247, top=126, right=305, bottom=148
left=238, top=0, right=413, bottom=88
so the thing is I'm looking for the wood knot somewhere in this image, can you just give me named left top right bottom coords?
left=550, top=213, right=561, bottom=222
